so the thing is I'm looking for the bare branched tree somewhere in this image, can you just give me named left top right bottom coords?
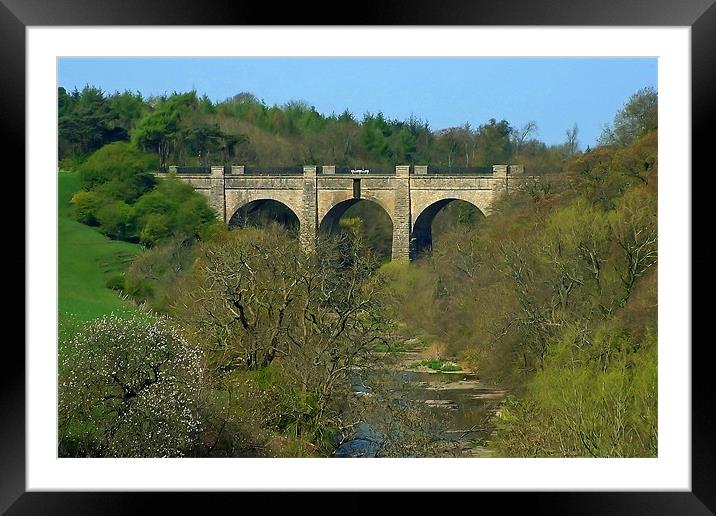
left=564, top=124, right=580, bottom=157
left=515, top=121, right=538, bottom=153
left=173, top=226, right=390, bottom=441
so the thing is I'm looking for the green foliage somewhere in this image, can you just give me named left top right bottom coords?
left=612, top=130, right=658, bottom=186
left=132, top=91, right=197, bottom=167
left=473, top=119, right=515, bottom=166
left=411, top=359, right=462, bottom=372
left=96, top=200, right=135, bottom=240
left=172, top=227, right=387, bottom=454
left=490, top=327, right=657, bottom=457
left=568, top=131, right=657, bottom=209
left=599, top=86, right=658, bottom=147
left=72, top=142, right=216, bottom=246
left=361, top=111, right=427, bottom=164
left=69, top=190, right=102, bottom=225
left=60, top=84, right=654, bottom=172
left=59, top=154, right=88, bottom=172
left=78, top=141, right=157, bottom=200
left=130, top=92, right=246, bottom=167
left=456, top=201, right=479, bottom=225
left=199, top=94, right=216, bottom=114
left=608, top=186, right=658, bottom=304
left=58, top=86, right=130, bottom=161
left=377, top=260, right=439, bottom=326
left=339, top=216, right=363, bottom=232
left=66, top=96, right=226, bottom=247
left=133, top=177, right=217, bottom=244
left=124, top=236, right=197, bottom=312
left=181, top=123, right=225, bottom=162
left=108, top=90, right=147, bottom=133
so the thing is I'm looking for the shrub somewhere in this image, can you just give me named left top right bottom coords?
left=138, top=212, right=173, bottom=245
left=78, top=141, right=157, bottom=201
left=124, top=237, right=197, bottom=311
left=104, top=272, right=126, bottom=291
left=123, top=276, right=155, bottom=301
left=96, top=200, right=135, bottom=240
left=70, top=190, right=102, bottom=226
left=59, top=154, right=88, bottom=172
left=132, top=177, right=217, bottom=245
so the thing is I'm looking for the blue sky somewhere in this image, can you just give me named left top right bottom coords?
left=58, top=57, right=657, bottom=147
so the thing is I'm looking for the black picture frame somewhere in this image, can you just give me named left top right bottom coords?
left=6, top=0, right=706, bottom=513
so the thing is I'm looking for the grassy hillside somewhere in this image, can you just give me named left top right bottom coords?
left=58, top=171, right=142, bottom=324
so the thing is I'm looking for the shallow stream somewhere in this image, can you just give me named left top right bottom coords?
left=334, top=351, right=507, bottom=457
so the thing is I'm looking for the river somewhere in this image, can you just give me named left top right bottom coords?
left=334, top=350, right=507, bottom=457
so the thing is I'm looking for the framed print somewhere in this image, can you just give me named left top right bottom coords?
left=6, top=0, right=709, bottom=512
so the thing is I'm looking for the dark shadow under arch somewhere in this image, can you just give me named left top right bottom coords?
left=411, top=199, right=485, bottom=259
left=319, top=199, right=393, bottom=261
left=228, top=199, right=300, bottom=237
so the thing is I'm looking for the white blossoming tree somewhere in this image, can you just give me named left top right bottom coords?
left=59, top=315, right=204, bottom=457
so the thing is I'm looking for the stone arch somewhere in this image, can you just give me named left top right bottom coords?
left=411, top=197, right=487, bottom=259
left=318, top=197, right=394, bottom=260
left=227, top=196, right=302, bottom=235
left=227, top=191, right=302, bottom=222
left=318, top=193, right=395, bottom=230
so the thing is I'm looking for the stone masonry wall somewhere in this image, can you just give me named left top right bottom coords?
left=392, top=166, right=411, bottom=261
left=209, top=166, right=226, bottom=221
left=301, top=166, right=318, bottom=252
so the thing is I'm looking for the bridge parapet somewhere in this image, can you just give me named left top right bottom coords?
left=160, top=163, right=525, bottom=177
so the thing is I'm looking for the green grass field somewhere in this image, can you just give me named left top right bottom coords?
left=58, top=171, right=142, bottom=327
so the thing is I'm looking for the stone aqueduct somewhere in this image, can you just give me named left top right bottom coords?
left=156, top=164, right=527, bottom=260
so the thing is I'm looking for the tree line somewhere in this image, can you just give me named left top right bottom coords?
left=59, top=85, right=601, bottom=172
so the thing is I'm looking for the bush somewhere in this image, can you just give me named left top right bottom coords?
left=175, top=194, right=217, bottom=235
left=131, top=176, right=217, bottom=245
left=59, top=315, right=204, bottom=457
left=59, top=154, right=88, bottom=172
left=104, top=272, right=125, bottom=291
left=124, top=237, right=197, bottom=311
left=70, top=190, right=102, bottom=226
left=78, top=141, right=157, bottom=201
left=96, top=200, right=135, bottom=240
left=123, top=275, right=155, bottom=301
left=138, top=212, right=173, bottom=244
left=72, top=143, right=217, bottom=246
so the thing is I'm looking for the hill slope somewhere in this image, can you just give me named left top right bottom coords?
left=58, top=171, right=142, bottom=323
